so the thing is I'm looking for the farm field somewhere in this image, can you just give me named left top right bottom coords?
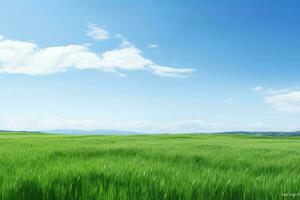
left=0, top=132, right=299, bottom=200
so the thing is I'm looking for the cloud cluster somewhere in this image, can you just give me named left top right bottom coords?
left=0, top=25, right=194, bottom=77
left=252, top=86, right=300, bottom=113
left=265, top=90, right=300, bottom=112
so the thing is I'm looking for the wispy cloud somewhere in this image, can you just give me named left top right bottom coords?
left=86, top=23, right=110, bottom=41
left=225, top=97, right=234, bottom=102
left=0, top=28, right=194, bottom=77
left=251, top=86, right=263, bottom=92
left=115, top=34, right=132, bottom=47
left=147, top=43, right=159, bottom=49
left=0, top=35, right=4, bottom=40
left=264, top=88, right=295, bottom=95
left=149, top=65, right=194, bottom=77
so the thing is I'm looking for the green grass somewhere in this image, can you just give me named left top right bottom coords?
left=0, top=132, right=299, bottom=199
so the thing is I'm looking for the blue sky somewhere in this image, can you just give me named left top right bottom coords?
left=0, top=0, right=300, bottom=132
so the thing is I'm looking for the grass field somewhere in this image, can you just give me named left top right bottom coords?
left=0, top=132, right=299, bottom=200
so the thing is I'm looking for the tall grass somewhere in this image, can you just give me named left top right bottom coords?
left=0, top=132, right=299, bottom=199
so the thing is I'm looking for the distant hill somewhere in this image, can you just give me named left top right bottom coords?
left=40, top=130, right=300, bottom=136
left=217, top=131, right=300, bottom=136
left=2, top=129, right=300, bottom=136
left=41, top=129, right=144, bottom=135
left=0, top=130, right=42, bottom=134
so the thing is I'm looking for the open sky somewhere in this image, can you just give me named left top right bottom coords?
left=1, top=0, right=300, bottom=133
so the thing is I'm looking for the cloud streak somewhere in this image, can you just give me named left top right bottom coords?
left=148, top=43, right=159, bottom=49
left=149, top=65, right=194, bottom=77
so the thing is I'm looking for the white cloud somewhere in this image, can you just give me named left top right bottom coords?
left=149, top=65, right=194, bottom=77
left=148, top=43, right=159, bottom=49
left=0, top=35, right=4, bottom=40
left=0, top=40, right=103, bottom=75
left=251, top=86, right=263, bottom=92
left=265, top=90, right=300, bottom=112
left=86, top=24, right=109, bottom=41
left=100, top=46, right=152, bottom=70
left=0, top=35, right=193, bottom=77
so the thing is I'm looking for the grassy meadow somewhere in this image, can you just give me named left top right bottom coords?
left=0, top=132, right=299, bottom=199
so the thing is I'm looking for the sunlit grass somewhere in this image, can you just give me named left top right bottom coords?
left=0, top=132, right=299, bottom=199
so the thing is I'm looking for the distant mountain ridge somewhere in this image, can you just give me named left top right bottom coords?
left=31, top=130, right=300, bottom=136
left=1, top=129, right=300, bottom=136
